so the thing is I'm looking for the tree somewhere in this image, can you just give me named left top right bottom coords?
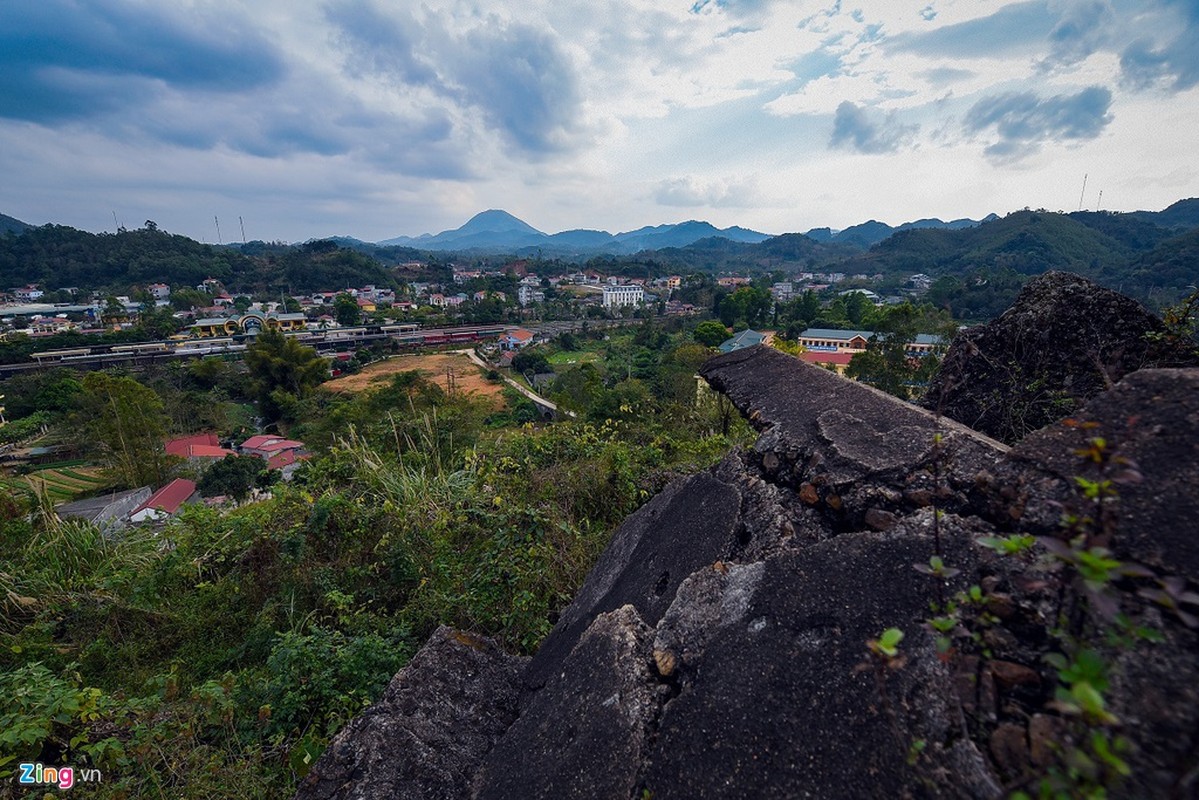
left=334, top=293, right=360, bottom=326
left=135, top=304, right=182, bottom=339
left=845, top=304, right=953, bottom=401
left=512, top=349, right=551, bottom=376
left=693, top=320, right=730, bottom=347
left=244, top=329, right=328, bottom=422
left=75, top=372, right=174, bottom=488
left=198, top=455, right=268, bottom=500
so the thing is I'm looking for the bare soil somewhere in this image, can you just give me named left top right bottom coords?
left=323, top=352, right=505, bottom=406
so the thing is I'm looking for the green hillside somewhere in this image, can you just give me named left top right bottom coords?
left=0, top=212, right=30, bottom=236
left=0, top=225, right=398, bottom=295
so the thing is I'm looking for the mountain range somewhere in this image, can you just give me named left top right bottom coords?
left=367, top=208, right=1011, bottom=256
left=375, top=209, right=772, bottom=255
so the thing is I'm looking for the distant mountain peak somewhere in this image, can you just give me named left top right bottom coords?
left=458, top=209, right=544, bottom=236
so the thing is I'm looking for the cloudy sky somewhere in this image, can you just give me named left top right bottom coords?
left=1, top=0, right=1197, bottom=243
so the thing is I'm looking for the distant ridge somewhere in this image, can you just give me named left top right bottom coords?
left=804, top=215, right=997, bottom=249
left=377, top=210, right=769, bottom=254
left=0, top=212, right=31, bottom=236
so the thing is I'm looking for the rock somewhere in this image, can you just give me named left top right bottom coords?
left=307, top=279, right=1199, bottom=800
left=1028, top=714, right=1064, bottom=768
left=989, top=661, right=1040, bottom=689
left=989, top=723, right=1030, bottom=779
left=293, top=627, right=526, bottom=800
left=1009, top=368, right=1199, bottom=584
left=522, top=473, right=741, bottom=690
left=473, top=606, right=658, bottom=800
left=640, top=532, right=996, bottom=799
left=924, top=271, right=1199, bottom=444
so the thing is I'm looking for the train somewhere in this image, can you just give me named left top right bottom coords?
left=26, top=323, right=514, bottom=365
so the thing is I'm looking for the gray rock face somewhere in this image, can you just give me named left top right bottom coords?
left=294, top=627, right=527, bottom=800
left=1009, top=368, right=1199, bottom=583
left=304, top=310, right=1199, bottom=800
left=475, top=606, right=657, bottom=800
left=523, top=473, right=741, bottom=690
left=923, top=271, right=1199, bottom=444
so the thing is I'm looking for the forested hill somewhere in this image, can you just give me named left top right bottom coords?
left=2, top=202, right=1196, bottom=308
left=0, top=224, right=398, bottom=294
left=0, top=212, right=29, bottom=236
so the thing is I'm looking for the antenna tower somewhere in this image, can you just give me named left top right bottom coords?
left=239, top=216, right=247, bottom=244
left=112, top=211, right=120, bottom=232
left=1077, top=173, right=1088, bottom=211
left=1096, top=190, right=1103, bottom=212
left=214, top=216, right=222, bottom=244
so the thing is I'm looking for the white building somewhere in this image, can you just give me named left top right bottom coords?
left=518, top=285, right=545, bottom=306
left=602, top=285, right=644, bottom=308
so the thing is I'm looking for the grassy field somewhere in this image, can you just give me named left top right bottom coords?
left=546, top=350, right=602, bottom=366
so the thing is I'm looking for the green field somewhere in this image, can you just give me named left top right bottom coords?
left=546, top=350, right=602, bottom=365
left=2, top=466, right=111, bottom=503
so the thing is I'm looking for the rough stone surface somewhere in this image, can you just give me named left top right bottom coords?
left=474, top=605, right=657, bottom=800
left=523, top=472, right=741, bottom=690
left=306, top=283, right=1199, bottom=800
left=924, top=271, right=1199, bottom=444
left=640, top=532, right=997, bottom=800
left=1008, top=368, right=1199, bottom=583
left=293, top=627, right=527, bottom=800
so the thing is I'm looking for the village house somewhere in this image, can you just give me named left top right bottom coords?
left=12, top=285, right=44, bottom=302
left=797, top=328, right=872, bottom=353
left=165, top=432, right=235, bottom=463
left=239, top=435, right=306, bottom=469
left=498, top=328, right=535, bottom=350
left=518, top=285, right=545, bottom=306
left=129, top=478, right=197, bottom=523
left=718, top=329, right=769, bottom=353
left=147, top=283, right=171, bottom=300
left=798, top=350, right=855, bottom=374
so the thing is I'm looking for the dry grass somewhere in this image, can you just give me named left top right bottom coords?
left=324, top=352, right=505, bottom=406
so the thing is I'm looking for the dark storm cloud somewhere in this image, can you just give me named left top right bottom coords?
left=0, top=0, right=284, bottom=123
left=964, top=86, right=1113, bottom=162
left=326, top=1, right=584, bottom=156
left=829, top=102, right=917, bottom=154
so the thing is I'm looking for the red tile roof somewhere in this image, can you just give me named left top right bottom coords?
left=188, top=445, right=236, bottom=458
left=800, top=351, right=854, bottom=366
left=165, top=433, right=219, bottom=457
left=240, top=434, right=303, bottom=451
left=133, top=478, right=196, bottom=516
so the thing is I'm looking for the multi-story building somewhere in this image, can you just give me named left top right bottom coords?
left=602, top=285, right=644, bottom=308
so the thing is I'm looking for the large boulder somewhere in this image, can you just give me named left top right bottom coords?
left=301, top=309, right=1199, bottom=799
left=294, top=627, right=527, bottom=800
left=923, top=271, right=1198, bottom=444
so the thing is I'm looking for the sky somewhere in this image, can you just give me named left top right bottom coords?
left=1, top=0, right=1197, bottom=243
